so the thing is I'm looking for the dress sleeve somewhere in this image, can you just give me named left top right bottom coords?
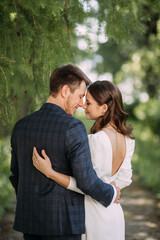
left=67, top=176, right=84, bottom=195
left=115, top=138, right=135, bottom=189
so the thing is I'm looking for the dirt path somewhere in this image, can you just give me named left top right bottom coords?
left=0, top=176, right=160, bottom=240
left=121, top=176, right=160, bottom=240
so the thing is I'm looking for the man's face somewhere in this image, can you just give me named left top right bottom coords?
left=65, top=81, right=86, bottom=116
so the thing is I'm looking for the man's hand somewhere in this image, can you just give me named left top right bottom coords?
left=110, top=181, right=121, bottom=204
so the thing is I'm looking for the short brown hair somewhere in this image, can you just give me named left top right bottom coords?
left=50, top=64, right=91, bottom=97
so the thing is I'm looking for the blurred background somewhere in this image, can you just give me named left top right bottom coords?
left=0, top=0, right=160, bottom=238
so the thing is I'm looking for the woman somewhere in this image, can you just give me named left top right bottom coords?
left=33, top=80, right=135, bottom=240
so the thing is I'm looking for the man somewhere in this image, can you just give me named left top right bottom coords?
left=10, top=64, right=120, bottom=240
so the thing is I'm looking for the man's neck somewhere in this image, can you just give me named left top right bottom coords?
left=46, top=95, right=65, bottom=110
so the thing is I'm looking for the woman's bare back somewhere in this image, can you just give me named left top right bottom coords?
left=103, top=127, right=126, bottom=176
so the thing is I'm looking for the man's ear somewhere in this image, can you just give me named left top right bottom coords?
left=61, top=85, right=70, bottom=98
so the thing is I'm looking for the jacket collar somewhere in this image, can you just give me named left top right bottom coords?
left=41, top=102, right=65, bottom=113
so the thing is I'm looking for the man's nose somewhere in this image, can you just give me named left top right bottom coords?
left=79, top=98, right=84, bottom=107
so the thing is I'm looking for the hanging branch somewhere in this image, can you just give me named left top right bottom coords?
left=63, top=0, right=71, bottom=46
left=56, top=39, right=69, bottom=63
left=13, top=0, right=35, bottom=28
left=0, top=66, right=9, bottom=98
left=32, top=15, right=39, bottom=34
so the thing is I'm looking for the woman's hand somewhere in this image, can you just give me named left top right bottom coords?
left=33, top=147, right=70, bottom=187
left=32, top=147, right=53, bottom=178
left=110, top=181, right=121, bottom=204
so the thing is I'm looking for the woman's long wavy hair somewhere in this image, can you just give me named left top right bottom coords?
left=88, top=81, right=134, bottom=139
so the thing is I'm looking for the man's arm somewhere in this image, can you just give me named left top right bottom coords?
left=65, top=119, right=116, bottom=207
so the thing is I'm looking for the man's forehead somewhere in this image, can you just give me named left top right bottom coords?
left=76, top=81, right=86, bottom=92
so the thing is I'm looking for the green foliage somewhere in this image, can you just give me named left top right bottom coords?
left=132, top=100, right=160, bottom=193
left=134, top=99, right=160, bottom=135
left=93, top=0, right=160, bottom=100
left=97, top=0, right=145, bottom=43
left=0, top=138, right=14, bottom=219
left=0, top=0, right=86, bottom=136
left=114, top=43, right=160, bottom=99
left=131, top=121, right=160, bottom=194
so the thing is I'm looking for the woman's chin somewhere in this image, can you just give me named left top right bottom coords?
left=85, top=114, right=91, bottom=120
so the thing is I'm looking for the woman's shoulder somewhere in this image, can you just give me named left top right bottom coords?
left=88, top=131, right=111, bottom=145
left=125, top=136, right=135, bottom=147
left=125, top=136, right=135, bottom=157
left=88, top=130, right=107, bottom=138
left=88, top=131, right=112, bottom=162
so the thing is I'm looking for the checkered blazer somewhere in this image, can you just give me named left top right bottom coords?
left=9, top=103, right=114, bottom=236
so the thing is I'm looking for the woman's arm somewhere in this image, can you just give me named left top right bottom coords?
left=33, top=147, right=70, bottom=188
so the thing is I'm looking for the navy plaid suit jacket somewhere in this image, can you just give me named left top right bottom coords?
left=10, top=103, right=114, bottom=236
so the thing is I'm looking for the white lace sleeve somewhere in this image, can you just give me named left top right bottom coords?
left=115, top=138, right=135, bottom=189
left=67, top=176, right=84, bottom=194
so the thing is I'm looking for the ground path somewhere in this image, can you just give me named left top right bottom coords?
left=0, top=175, right=160, bottom=240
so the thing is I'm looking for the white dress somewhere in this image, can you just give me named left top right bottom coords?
left=67, top=131, right=135, bottom=240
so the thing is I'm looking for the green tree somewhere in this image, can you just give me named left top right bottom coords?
left=93, top=0, right=160, bottom=100
left=0, top=0, right=86, bottom=136
left=1, top=0, right=159, bottom=136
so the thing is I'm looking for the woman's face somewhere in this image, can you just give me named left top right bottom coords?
left=83, top=91, right=107, bottom=120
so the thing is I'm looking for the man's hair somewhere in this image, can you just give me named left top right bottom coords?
left=50, top=64, right=91, bottom=97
